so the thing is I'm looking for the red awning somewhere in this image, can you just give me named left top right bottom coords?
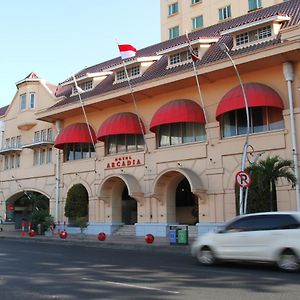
left=216, top=83, right=284, bottom=120
left=54, top=123, right=96, bottom=149
left=150, top=99, right=206, bottom=133
left=97, top=112, right=145, bottom=141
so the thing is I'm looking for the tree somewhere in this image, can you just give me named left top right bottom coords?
left=242, top=155, right=296, bottom=213
left=65, top=184, right=89, bottom=224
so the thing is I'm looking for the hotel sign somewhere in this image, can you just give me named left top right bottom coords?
left=105, top=155, right=144, bottom=169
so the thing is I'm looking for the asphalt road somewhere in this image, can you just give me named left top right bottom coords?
left=0, top=239, right=299, bottom=300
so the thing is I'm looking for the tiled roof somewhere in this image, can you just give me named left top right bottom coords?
left=0, top=105, right=9, bottom=117
left=52, top=0, right=299, bottom=110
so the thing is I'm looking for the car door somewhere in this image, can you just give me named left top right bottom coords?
left=212, top=216, right=256, bottom=260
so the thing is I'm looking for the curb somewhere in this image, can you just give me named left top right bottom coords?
left=0, top=235, right=191, bottom=254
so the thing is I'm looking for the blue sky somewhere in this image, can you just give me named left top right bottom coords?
left=0, top=0, right=160, bottom=107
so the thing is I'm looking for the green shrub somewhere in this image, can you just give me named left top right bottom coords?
left=65, top=184, right=88, bottom=224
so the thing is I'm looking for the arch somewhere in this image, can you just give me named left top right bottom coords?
left=99, top=174, right=143, bottom=224
left=151, top=168, right=203, bottom=224
left=99, top=174, right=143, bottom=201
left=152, top=168, right=203, bottom=195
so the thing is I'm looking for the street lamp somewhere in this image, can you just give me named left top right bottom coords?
left=220, top=43, right=250, bottom=215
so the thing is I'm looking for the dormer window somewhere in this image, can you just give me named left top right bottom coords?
left=115, top=66, right=141, bottom=82
left=221, top=15, right=290, bottom=50
left=236, top=25, right=272, bottom=47
left=169, top=48, right=198, bottom=67
left=72, top=80, right=93, bottom=94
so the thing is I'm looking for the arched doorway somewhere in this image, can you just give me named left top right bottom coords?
left=176, top=178, right=198, bottom=225
left=122, top=186, right=137, bottom=225
left=6, top=191, right=50, bottom=230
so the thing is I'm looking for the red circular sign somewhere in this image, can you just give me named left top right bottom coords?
left=235, top=171, right=251, bottom=188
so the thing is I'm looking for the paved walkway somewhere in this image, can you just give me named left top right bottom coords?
left=0, top=230, right=194, bottom=254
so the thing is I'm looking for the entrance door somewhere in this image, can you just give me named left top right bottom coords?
left=122, top=187, right=137, bottom=225
left=176, top=178, right=198, bottom=225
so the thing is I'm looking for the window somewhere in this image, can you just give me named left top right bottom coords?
left=4, top=156, right=9, bottom=170
left=116, top=66, right=140, bottom=82
left=16, top=136, right=21, bottom=147
left=257, top=25, right=272, bottom=40
left=40, top=148, right=46, bottom=164
left=192, top=15, right=203, bottom=30
left=225, top=214, right=300, bottom=232
left=33, top=149, right=39, bottom=165
left=191, top=0, right=201, bottom=4
left=20, top=94, right=27, bottom=111
left=63, top=143, right=95, bottom=162
left=47, top=148, right=52, bottom=163
left=236, top=25, right=272, bottom=47
left=221, top=107, right=284, bottom=138
left=105, top=134, right=144, bottom=155
left=72, top=80, right=93, bottom=94
left=169, top=26, right=180, bottom=39
left=219, top=5, right=231, bottom=20
left=34, top=131, right=40, bottom=143
left=169, top=48, right=198, bottom=66
left=29, top=93, right=35, bottom=109
left=15, top=154, right=20, bottom=168
left=157, top=122, right=206, bottom=147
left=168, top=2, right=178, bottom=16
left=248, top=0, right=262, bottom=11
left=47, top=128, right=53, bottom=141
left=236, top=32, right=249, bottom=46
left=41, top=129, right=47, bottom=141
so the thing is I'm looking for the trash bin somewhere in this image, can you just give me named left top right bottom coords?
left=177, top=226, right=188, bottom=245
left=169, top=225, right=189, bottom=245
left=169, top=226, right=178, bottom=245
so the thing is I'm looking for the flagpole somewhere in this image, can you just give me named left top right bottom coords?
left=72, top=75, right=97, bottom=154
left=118, top=46, right=148, bottom=153
left=185, top=32, right=208, bottom=124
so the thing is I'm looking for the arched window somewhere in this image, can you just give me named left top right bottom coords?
left=150, top=99, right=206, bottom=148
left=216, top=83, right=284, bottom=138
left=54, top=123, right=96, bottom=161
left=97, top=112, right=145, bottom=155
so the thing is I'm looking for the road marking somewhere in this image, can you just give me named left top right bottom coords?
left=82, top=278, right=179, bottom=294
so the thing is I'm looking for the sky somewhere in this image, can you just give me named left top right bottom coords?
left=0, top=0, right=160, bottom=107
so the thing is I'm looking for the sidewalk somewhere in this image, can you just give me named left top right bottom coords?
left=0, top=230, right=194, bottom=254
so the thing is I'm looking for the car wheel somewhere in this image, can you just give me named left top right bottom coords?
left=196, top=247, right=215, bottom=265
left=277, top=250, right=300, bottom=272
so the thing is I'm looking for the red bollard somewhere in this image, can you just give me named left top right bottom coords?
left=28, top=222, right=31, bottom=231
left=145, top=233, right=154, bottom=244
left=60, top=230, right=68, bottom=239
left=51, top=223, right=54, bottom=235
left=57, top=221, right=61, bottom=235
left=21, top=222, right=25, bottom=237
left=28, top=229, right=35, bottom=237
left=98, top=232, right=106, bottom=241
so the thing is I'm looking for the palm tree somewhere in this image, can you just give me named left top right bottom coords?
left=247, top=155, right=296, bottom=212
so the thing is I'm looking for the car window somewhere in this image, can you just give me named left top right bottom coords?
left=224, top=214, right=300, bottom=232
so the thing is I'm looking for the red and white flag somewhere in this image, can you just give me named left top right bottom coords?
left=118, top=44, right=137, bottom=59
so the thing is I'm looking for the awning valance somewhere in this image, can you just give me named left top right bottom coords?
left=216, top=83, right=284, bottom=121
left=150, top=99, right=206, bottom=133
left=97, top=112, right=145, bottom=141
left=54, top=123, right=96, bottom=149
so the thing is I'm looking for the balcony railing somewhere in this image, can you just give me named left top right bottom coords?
left=0, top=144, right=23, bottom=155
left=22, top=138, right=54, bottom=149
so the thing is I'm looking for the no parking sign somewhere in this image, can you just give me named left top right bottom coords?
left=235, top=171, right=251, bottom=188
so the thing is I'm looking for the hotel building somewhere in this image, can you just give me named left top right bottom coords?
left=0, top=0, right=299, bottom=236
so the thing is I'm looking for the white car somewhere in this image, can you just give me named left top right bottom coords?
left=191, top=212, right=300, bottom=272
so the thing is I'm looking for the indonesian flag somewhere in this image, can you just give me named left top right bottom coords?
left=118, top=44, right=137, bottom=59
